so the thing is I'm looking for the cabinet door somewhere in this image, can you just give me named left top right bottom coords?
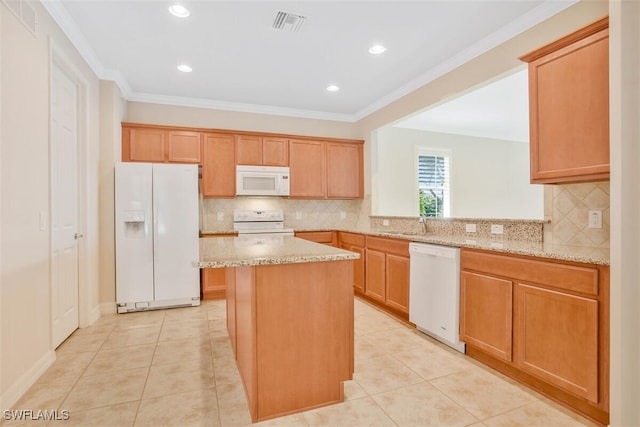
left=289, top=140, right=326, bottom=198
left=202, top=268, right=226, bottom=300
left=460, top=271, right=513, bottom=362
left=262, top=137, right=289, bottom=166
left=129, top=128, right=166, bottom=162
left=202, top=133, right=236, bottom=198
left=168, top=130, right=201, bottom=163
left=236, top=135, right=263, bottom=165
left=365, top=250, right=386, bottom=303
left=386, top=254, right=409, bottom=313
left=341, top=244, right=365, bottom=293
left=326, top=143, right=363, bottom=199
left=526, top=25, right=609, bottom=183
left=514, top=283, right=599, bottom=403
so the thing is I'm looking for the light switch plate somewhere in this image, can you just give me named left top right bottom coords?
left=588, top=210, right=603, bottom=228
left=491, top=224, right=504, bottom=234
left=465, top=223, right=476, bottom=233
left=382, top=219, right=389, bottom=226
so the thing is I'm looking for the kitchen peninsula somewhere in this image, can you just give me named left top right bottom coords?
left=195, top=236, right=359, bottom=422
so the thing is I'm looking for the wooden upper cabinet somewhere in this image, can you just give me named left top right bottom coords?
left=520, top=17, right=609, bottom=184
left=127, top=127, right=166, bottom=162
left=326, top=143, right=363, bottom=199
left=236, top=135, right=263, bottom=165
left=289, top=139, right=326, bottom=198
left=168, top=130, right=201, bottom=163
left=262, top=137, right=289, bottom=166
left=236, top=135, right=289, bottom=166
left=202, top=133, right=236, bottom=198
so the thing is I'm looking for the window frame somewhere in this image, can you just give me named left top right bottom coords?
left=413, top=146, right=452, bottom=218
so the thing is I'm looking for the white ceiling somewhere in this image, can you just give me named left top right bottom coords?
left=394, top=68, right=530, bottom=142
left=43, top=0, right=576, bottom=122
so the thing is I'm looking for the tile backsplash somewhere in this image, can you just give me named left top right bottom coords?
left=546, top=181, right=610, bottom=248
left=200, top=196, right=370, bottom=233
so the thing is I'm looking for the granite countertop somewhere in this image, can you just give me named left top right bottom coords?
left=369, top=231, right=610, bottom=266
left=199, top=227, right=609, bottom=266
left=195, top=235, right=360, bottom=268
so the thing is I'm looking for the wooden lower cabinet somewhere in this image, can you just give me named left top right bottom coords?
left=294, top=231, right=337, bottom=247
left=460, top=271, right=513, bottom=362
left=363, top=236, right=410, bottom=318
left=460, top=248, right=609, bottom=425
left=227, top=261, right=354, bottom=422
left=514, top=283, right=599, bottom=403
left=364, top=250, right=386, bottom=302
left=202, top=268, right=226, bottom=300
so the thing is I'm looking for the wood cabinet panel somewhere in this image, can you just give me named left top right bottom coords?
left=344, top=245, right=365, bottom=293
left=338, top=232, right=365, bottom=247
left=461, top=250, right=598, bottom=296
left=385, top=254, right=409, bottom=313
left=289, top=139, right=326, bottom=198
left=226, top=267, right=237, bottom=355
left=262, top=137, right=288, bottom=166
left=237, top=136, right=288, bottom=166
left=460, top=271, right=513, bottom=362
left=202, top=268, right=226, bottom=300
left=521, top=18, right=609, bottom=184
left=326, top=143, right=363, bottom=198
left=295, top=231, right=336, bottom=246
left=128, top=128, right=166, bottom=162
left=365, top=249, right=386, bottom=303
left=202, top=133, right=236, bottom=198
left=167, top=130, right=201, bottom=163
left=366, top=236, right=410, bottom=257
left=236, top=135, right=263, bottom=165
left=514, top=283, right=599, bottom=403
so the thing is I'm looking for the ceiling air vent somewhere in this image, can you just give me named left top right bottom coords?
left=272, top=11, right=307, bottom=33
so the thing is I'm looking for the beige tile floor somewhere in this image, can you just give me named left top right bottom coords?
left=5, top=298, right=597, bottom=427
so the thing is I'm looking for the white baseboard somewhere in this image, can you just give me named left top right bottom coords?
left=0, top=350, right=55, bottom=410
left=100, top=302, right=116, bottom=315
left=89, top=304, right=102, bottom=324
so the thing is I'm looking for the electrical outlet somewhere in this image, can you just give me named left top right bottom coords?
left=217, top=212, right=224, bottom=221
left=588, top=210, right=603, bottom=228
left=491, top=224, right=504, bottom=235
left=295, top=211, right=302, bottom=220
left=340, top=211, right=346, bottom=220
left=382, top=219, right=389, bottom=226
left=465, top=223, right=476, bottom=233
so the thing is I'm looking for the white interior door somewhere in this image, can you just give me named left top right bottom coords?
left=51, top=63, right=79, bottom=348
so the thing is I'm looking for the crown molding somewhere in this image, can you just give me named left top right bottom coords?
left=128, top=93, right=356, bottom=123
left=353, top=0, right=579, bottom=121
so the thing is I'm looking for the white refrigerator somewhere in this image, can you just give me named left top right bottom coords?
left=115, top=162, right=200, bottom=313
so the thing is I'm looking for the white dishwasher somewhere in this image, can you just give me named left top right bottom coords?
left=409, top=242, right=465, bottom=353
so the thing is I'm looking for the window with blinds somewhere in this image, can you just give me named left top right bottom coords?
left=418, top=154, right=450, bottom=217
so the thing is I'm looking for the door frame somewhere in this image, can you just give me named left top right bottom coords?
left=49, top=40, right=92, bottom=343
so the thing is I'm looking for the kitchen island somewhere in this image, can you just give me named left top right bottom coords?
left=195, top=236, right=359, bottom=422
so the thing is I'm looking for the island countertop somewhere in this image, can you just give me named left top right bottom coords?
left=194, top=235, right=360, bottom=268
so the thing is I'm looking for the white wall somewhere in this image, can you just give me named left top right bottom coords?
left=0, top=1, right=101, bottom=408
left=375, top=126, right=543, bottom=219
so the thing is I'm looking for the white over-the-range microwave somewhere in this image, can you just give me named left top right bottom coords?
left=236, top=165, right=290, bottom=196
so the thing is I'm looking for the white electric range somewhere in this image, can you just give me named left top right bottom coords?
left=233, top=209, right=294, bottom=246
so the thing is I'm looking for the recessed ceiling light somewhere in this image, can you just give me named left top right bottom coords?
left=368, top=44, right=387, bottom=55
left=168, top=4, right=190, bottom=18
left=177, top=64, right=192, bottom=73
left=326, top=85, right=340, bottom=92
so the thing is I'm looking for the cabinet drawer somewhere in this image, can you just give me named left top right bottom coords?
left=338, top=232, right=365, bottom=247
left=461, top=249, right=598, bottom=296
left=366, top=236, right=409, bottom=257
left=295, top=231, right=335, bottom=245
